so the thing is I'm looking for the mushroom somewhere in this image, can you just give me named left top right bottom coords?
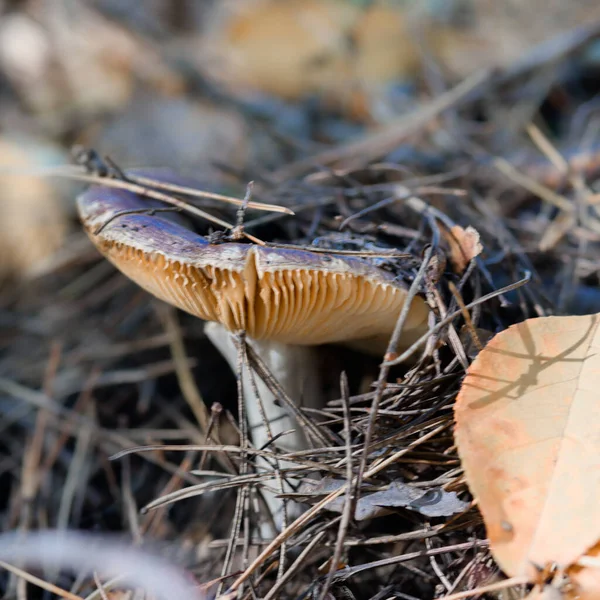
left=77, top=179, right=430, bottom=533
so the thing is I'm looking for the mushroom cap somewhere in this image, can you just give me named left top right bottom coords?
left=77, top=183, right=429, bottom=348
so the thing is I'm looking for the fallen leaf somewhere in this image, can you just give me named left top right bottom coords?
left=290, top=477, right=468, bottom=520
left=454, top=314, right=600, bottom=583
left=443, top=225, right=483, bottom=273
left=359, top=481, right=469, bottom=519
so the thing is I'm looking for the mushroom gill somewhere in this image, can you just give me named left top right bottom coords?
left=78, top=184, right=428, bottom=350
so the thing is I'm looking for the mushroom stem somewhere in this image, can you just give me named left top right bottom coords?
left=204, top=322, right=323, bottom=535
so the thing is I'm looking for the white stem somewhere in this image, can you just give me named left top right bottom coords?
left=204, top=322, right=323, bottom=535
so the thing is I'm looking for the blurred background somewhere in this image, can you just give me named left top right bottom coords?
left=1, top=0, right=600, bottom=282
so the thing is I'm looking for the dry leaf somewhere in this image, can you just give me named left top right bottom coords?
left=454, top=314, right=600, bottom=584
left=444, top=225, right=483, bottom=273
left=361, top=481, right=469, bottom=519
left=291, top=477, right=468, bottom=520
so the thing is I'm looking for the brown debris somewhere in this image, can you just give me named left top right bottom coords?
left=443, top=224, right=484, bottom=274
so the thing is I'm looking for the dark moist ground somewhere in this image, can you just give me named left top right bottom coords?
left=2, top=3, right=600, bottom=599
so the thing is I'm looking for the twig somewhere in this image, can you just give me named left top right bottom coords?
left=232, top=181, right=254, bottom=239
left=128, top=172, right=293, bottom=214
left=425, top=532, right=453, bottom=592
left=0, top=559, right=84, bottom=600
left=448, top=281, right=482, bottom=353
left=383, top=271, right=532, bottom=366
left=92, top=572, right=110, bottom=600
left=438, top=575, right=530, bottom=600
left=261, top=532, right=327, bottom=600
left=94, top=207, right=181, bottom=235
left=49, top=167, right=266, bottom=245
left=227, top=421, right=449, bottom=592
left=141, top=451, right=196, bottom=538
left=245, top=344, right=330, bottom=447
left=263, top=242, right=412, bottom=259
left=218, top=335, right=251, bottom=596
left=198, top=403, right=224, bottom=471
left=317, top=373, right=354, bottom=600
left=121, top=455, right=142, bottom=543
left=331, top=539, right=489, bottom=582
left=157, top=304, right=210, bottom=433
left=31, top=161, right=292, bottom=215
left=354, top=244, right=433, bottom=512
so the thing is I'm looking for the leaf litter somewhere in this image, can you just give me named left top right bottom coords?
left=2, top=2, right=600, bottom=599
left=455, top=314, right=600, bottom=598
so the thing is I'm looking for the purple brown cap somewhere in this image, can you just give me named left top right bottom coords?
left=78, top=183, right=429, bottom=347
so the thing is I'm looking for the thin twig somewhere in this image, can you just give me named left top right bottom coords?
left=317, top=373, right=354, bottom=600
left=245, top=344, right=331, bottom=448
left=227, top=421, right=450, bottom=592
left=438, top=575, right=530, bottom=600
left=0, top=559, right=84, bottom=600
left=448, top=281, right=483, bottom=353
left=383, top=272, right=532, bottom=366
left=261, top=532, right=327, bottom=600
left=157, top=305, right=210, bottom=433
left=128, top=172, right=293, bottom=214
left=354, top=244, right=433, bottom=504
left=331, top=539, right=489, bottom=582
left=58, top=168, right=267, bottom=245
left=218, top=335, right=251, bottom=597
left=92, top=572, right=110, bottom=600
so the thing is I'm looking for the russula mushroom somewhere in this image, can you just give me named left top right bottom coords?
left=77, top=179, right=429, bottom=533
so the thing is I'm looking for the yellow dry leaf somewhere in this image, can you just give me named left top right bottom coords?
left=454, top=314, right=600, bottom=584
left=443, top=224, right=483, bottom=273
